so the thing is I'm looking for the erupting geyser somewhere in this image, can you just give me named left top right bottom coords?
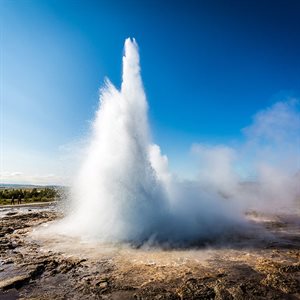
left=56, top=38, right=299, bottom=245
left=58, top=38, right=242, bottom=244
left=67, top=38, right=169, bottom=242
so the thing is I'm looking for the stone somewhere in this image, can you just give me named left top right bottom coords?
left=98, top=281, right=108, bottom=289
left=0, top=275, right=31, bottom=290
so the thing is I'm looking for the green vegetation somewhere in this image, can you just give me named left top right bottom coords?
left=0, top=187, right=61, bottom=205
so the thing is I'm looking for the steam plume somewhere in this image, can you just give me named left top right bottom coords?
left=57, top=39, right=299, bottom=245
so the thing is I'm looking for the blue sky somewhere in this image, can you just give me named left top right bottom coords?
left=1, top=0, right=300, bottom=184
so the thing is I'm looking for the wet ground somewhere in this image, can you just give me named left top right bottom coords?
left=0, top=202, right=57, bottom=218
left=0, top=203, right=299, bottom=299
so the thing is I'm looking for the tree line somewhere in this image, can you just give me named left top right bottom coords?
left=0, top=187, right=60, bottom=203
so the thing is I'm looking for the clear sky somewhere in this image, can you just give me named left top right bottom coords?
left=1, top=0, right=300, bottom=185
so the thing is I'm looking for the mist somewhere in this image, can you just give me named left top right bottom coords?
left=54, top=38, right=300, bottom=245
left=193, top=100, right=300, bottom=214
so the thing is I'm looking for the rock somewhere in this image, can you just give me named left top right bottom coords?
left=57, top=261, right=77, bottom=274
left=5, top=212, right=18, bottom=216
left=98, top=281, right=108, bottom=289
left=0, top=288, right=19, bottom=299
left=0, top=264, right=45, bottom=292
left=261, top=273, right=299, bottom=294
left=214, top=285, right=233, bottom=300
left=227, top=286, right=244, bottom=300
left=2, top=259, right=13, bottom=265
left=0, top=242, right=17, bottom=250
left=0, top=227, right=14, bottom=236
left=178, top=278, right=216, bottom=299
left=0, top=274, right=31, bottom=290
left=279, top=263, right=300, bottom=273
left=29, top=264, right=45, bottom=279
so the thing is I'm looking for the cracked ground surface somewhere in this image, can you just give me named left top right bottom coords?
left=0, top=203, right=299, bottom=299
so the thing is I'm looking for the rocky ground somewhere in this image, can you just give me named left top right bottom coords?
left=0, top=204, right=299, bottom=299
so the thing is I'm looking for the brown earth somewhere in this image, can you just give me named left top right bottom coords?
left=0, top=204, right=299, bottom=299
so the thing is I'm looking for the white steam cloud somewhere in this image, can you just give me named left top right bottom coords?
left=192, top=100, right=300, bottom=214
left=55, top=38, right=300, bottom=245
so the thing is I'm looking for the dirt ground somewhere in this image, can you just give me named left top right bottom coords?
left=0, top=203, right=299, bottom=299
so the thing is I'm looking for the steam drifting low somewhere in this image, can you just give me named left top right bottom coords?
left=57, top=38, right=300, bottom=245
